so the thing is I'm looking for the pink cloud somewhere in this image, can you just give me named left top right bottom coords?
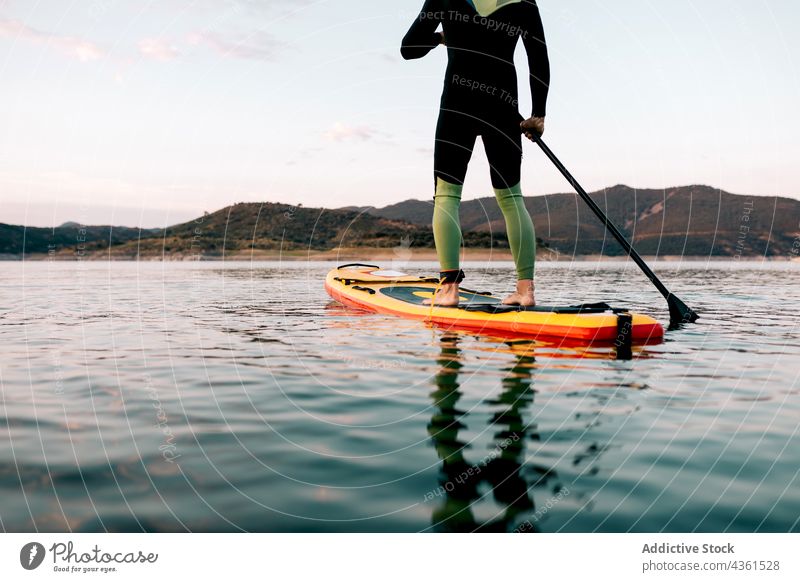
left=323, top=123, right=378, bottom=143
left=138, top=38, right=179, bottom=61
left=0, top=18, right=104, bottom=62
left=163, top=0, right=313, bottom=17
left=187, top=30, right=280, bottom=61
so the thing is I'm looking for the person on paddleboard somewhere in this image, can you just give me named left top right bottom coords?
left=402, top=0, right=549, bottom=307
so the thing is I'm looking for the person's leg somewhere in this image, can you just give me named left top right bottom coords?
left=432, top=177, right=463, bottom=275
left=426, top=110, right=476, bottom=306
left=493, top=184, right=535, bottom=281
left=483, top=117, right=536, bottom=306
left=493, top=184, right=536, bottom=305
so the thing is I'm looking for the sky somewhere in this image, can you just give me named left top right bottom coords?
left=0, top=0, right=798, bottom=228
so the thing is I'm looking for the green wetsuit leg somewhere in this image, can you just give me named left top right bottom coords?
left=433, top=178, right=464, bottom=273
left=494, top=183, right=536, bottom=280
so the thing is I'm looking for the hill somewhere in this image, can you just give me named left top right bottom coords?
left=2, top=185, right=797, bottom=259
left=0, top=223, right=159, bottom=256
left=7, top=203, right=509, bottom=259
left=358, top=185, right=800, bottom=257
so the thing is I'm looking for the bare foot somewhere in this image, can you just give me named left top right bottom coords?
left=423, top=283, right=460, bottom=307
left=502, top=279, right=535, bottom=307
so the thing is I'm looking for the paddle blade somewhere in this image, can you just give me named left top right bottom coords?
left=667, top=294, right=699, bottom=326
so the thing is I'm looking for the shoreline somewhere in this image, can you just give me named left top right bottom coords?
left=3, top=248, right=797, bottom=262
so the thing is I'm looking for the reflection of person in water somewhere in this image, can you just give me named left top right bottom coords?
left=426, top=333, right=554, bottom=532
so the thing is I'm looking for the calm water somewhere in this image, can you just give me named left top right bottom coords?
left=1, top=260, right=799, bottom=533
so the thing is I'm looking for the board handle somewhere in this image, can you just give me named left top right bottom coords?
left=337, top=263, right=380, bottom=270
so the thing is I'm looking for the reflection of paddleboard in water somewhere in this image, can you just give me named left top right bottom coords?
left=325, top=264, right=664, bottom=343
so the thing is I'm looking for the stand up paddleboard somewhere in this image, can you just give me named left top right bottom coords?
left=325, top=264, right=664, bottom=343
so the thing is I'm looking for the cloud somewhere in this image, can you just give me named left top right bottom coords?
left=188, top=30, right=281, bottom=61
left=163, top=0, right=314, bottom=17
left=0, top=18, right=104, bottom=61
left=322, top=123, right=379, bottom=143
left=138, top=38, right=180, bottom=60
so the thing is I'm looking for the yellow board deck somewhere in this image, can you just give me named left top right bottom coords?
left=325, top=265, right=664, bottom=343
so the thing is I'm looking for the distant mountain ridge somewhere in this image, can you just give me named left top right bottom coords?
left=356, top=184, right=800, bottom=257
left=0, top=223, right=159, bottom=256
left=0, top=203, right=508, bottom=258
left=1, top=185, right=798, bottom=259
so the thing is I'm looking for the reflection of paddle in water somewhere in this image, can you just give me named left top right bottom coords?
left=427, top=334, right=559, bottom=532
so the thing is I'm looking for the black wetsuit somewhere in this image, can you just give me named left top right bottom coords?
left=401, top=0, right=550, bottom=189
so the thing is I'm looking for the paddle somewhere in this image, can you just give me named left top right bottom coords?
left=525, top=131, right=699, bottom=326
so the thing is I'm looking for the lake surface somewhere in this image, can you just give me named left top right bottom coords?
left=1, top=260, right=799, bottom=532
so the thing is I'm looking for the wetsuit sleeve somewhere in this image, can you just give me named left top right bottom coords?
left=522, top=1, right=550, bottom=117
left=401, top=0, right=443, bottom=60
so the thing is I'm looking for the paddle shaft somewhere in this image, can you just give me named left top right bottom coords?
left=528, top=133, right=698, bottom=324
